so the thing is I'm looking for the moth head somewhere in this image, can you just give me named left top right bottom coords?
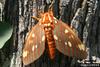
left=39, top=11, right=56, bottom=29
left=31, top=11, right=58, bottom=29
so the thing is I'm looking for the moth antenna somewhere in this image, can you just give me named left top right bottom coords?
left=48, top=0, right=55, bottom=11
left=31, top=16, right=40, bottom=21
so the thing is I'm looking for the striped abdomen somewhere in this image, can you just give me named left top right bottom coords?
left=44, top=27, right=56, bottom=59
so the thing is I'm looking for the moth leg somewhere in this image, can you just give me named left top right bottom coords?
left=31, top=16, right=40, bottom=21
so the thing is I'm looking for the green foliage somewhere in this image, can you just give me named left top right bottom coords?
left=0, top=22, right=13, bottom=49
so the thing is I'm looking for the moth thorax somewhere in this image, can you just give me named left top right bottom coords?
left=43, top=22, right=55, bottom=30
left=44, top=27, right=56, bottom=59
left=41, top=13, right=55, bottom=29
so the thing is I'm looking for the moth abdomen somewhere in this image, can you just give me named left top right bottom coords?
left=44, top=27, right=56, bottom=59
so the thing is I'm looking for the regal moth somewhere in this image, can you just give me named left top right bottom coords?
left=22, top=11, right=87, bottom=65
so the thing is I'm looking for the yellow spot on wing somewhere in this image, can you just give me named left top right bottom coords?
left=65, top=29, right=69, bottom=33
left=53, top=17, right=58, bottom=23
left=55, top=20, right=58, bottom=23
left=42, top=35, right=45, bottom=42
left=78, top=44, right=85, bottom=51
left=23, top=51, right=28, bottom=58
left=32, top=45, right=38, bottom=52
left=35, top=45, right=38, bottom=49
left=68, top=41, right=72, bottom=47
left=65, top=42, right=67, bottom=45
left=54, top=35, right=58, bottom=40
left=32, top=33, right=35, bottom=38
left=32, top=45, right=35, bottom=52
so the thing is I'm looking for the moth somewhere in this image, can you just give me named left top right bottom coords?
left=22, top=11, right=87, bottom=65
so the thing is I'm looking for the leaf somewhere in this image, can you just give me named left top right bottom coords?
left=0, top=22, right=13, bottom=49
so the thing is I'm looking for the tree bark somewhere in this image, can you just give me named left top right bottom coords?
left=0, top=0, right=100, bottom=67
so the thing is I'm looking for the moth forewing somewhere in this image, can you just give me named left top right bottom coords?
left=54, top=20, right=87, bottom=59
left=23, top=22, right=45, bottom=65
